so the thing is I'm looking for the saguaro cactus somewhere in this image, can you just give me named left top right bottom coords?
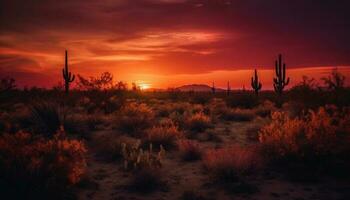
left=251, top=69, right=262, bottom=95
left=273, top=54, right=289, bottom=95
left=211, top=82, right=216, bottom=94
left=227, top=81, right=231, bottom=96
left=62, top=50, right=75, bottom=94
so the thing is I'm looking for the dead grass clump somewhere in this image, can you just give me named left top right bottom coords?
left=144, top=119, right=183, bottom=149
left=115, top=103, right=155, bottom=135
left=0, top=131, right=87, bottom=199
left=203, top=146, right=261, bottom=194
left=177, top=139, right=202, bottom=161
left=186, top=112, right=212, bottom=132
left=203, top=146, right=262, bottom=183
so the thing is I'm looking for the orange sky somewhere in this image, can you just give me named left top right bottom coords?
left=1, top=0, right=350, bottom=89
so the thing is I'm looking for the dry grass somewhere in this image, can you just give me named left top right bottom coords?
left=144, top=119, right=184, bottom=149
left=203, top=146, right=261, bottom=183
left=115, top=103, right=155, bottom=135
left=177, top=139, right=202, bottom=161
left=186, top=112, right=212, bottom=132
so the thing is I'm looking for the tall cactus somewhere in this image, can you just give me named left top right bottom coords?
left=62, top=50, right=75, bottom=94
left=273, top=54, right=289, bottom=95
left=211, top=82, right=216, bottom=94
left=227, top=81, right=231, bottom=96
left=251, top=69, right=262, bottom=95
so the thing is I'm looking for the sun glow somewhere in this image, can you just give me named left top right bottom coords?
left=138, top=83, right=151, bottom=90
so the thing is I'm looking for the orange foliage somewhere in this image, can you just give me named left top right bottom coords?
left=0, top=131, right=87, bottom=188
left=145, top=119, right=183, bottom=149
left=203, top=146, right=261, bottom=181
left=259, top=106, right=350, bottom=158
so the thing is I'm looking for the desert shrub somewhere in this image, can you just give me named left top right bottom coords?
left=0, top=131, right=87, bottom=199
left=253, top=100, right=276, bottom=118
left=259, top=106, right=350, bottom=165
left=144, top=119, right=183, bottom=149
left=115, top=103, right=154, bottom=135
left=103, top=95, right=125, bottom=114
left=207, top=98, right=227, bottom=116
left=203, top=146, right=261, bottom=183
left=220, top=108, right=255, bottom=122
left=92, top=133, right=136, bottom=162
left=65, top=113, right=106, bottom=135
left=169, top=111, right=188, bottom=129
left=177, top=139, right=202, bottom=161
left=30, top=101, right=63, bottom=137
left=171, top=102, right=192, bottom=114
left=156, top=103, right=172, bottom=117
left=186, top=112, right=212, bottom=132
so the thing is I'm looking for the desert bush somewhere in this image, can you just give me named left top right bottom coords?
left=186, top=112, right=212, bottom=132
left=115, top=103, right=154, bottom=135
left=220, top=108, right=255, bottom=122
left=156, top=103, right=173, bottom=117
left=207, top=98, right=227, bottom=116
left=92, top=133, right=136, bottom=162
left=144, top=119, right=183, bottom=149
left=203, top=146, right=261, bottom=183
left=30, top=101, right=63, bottom=137
left=0, top=131, right=87, bottom=199
left=177, top=139, right=202, bottom=161
left=253, top=100, right=276, bottom=118
left=259, top=106, right=350, bottom=160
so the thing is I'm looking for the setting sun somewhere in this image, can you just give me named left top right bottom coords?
left=138, top=82, right=151, bottom=90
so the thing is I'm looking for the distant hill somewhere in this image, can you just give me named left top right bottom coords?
left=176, top=84, right=226, bottom=92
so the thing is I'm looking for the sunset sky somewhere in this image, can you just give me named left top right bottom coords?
left=1, top=0, right=350, bottom=89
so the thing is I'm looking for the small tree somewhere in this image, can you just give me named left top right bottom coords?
left=76, top=72, right=114, bottom=91
left=321, top=68, right=345, bottom=91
